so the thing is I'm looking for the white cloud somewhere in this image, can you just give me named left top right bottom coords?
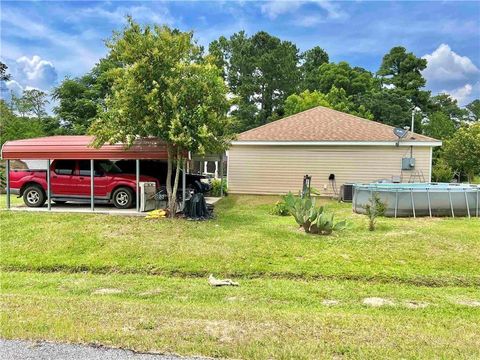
left=4, top=80, right=23, bottom=96
left=0, top=55, right=57, bottom=106
left=296, top=15, right=324, bottom=27
left=0, top=8, right=107, bottom=76
left=261, top=0, right=347, bottom=22
left=422, top=44, right=480, bottom=106
left=315, top=0, right=346, bottom=20
left=0, top=79, right=22, bottom=103
left=444, top=82, right=480, bottom=106
left=445, top=83, right=472, bottom=104
left=261, top=1, right=303, bottom=19
left=15, top=55, right=58, bottom=90
left=423, top=44, right=479, bottom=82
left=70, top=4, right=175, bottom=26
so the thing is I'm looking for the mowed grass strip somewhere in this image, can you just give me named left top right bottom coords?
left=1, top=271, right=480, bottom=359
left=1, top=195, right=479, bottom=285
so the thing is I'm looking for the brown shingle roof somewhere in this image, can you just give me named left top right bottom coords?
left=236, top=106, right=439, bottom=143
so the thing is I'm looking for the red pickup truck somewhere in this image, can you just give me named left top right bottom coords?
left=10, top=160, right=159, bottom=209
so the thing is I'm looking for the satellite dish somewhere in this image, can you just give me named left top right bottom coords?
left=393, top=127, right=408, bottom=139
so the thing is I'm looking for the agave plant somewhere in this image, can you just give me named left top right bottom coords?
left=284, top=192, right=346, bottom=235
left=310, top=212, right=347, bottom=235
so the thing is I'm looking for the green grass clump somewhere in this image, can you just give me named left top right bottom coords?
left=1, top=194, right=479, bottom=359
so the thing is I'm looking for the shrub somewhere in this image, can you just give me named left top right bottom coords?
left=270, top=198, right=290, bottom=216
left=283, top=192, right=346, bottom=235
left=442, top=123, right=480, bottom=182
left=363, top=192, right=386, bottom=231
left=209, top=179, right=227, bottom=197
left=432, top=158, right=453, bottom=183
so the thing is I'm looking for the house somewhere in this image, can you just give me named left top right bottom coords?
left=227, top=106, right=441, bottom=196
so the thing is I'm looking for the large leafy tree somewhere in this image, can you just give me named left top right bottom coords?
left=423, top=111, right=456, bottom=141
left=299, top=61, right=376, bottom=120
left=325, top=86, right=373, bottom=119
left=283, top=88, right=373, bottom=119
left=91, top=19, right=231, bottom=216
left=7, top=89, right=62, bottom=136
left=0, top=61, right=10, bottom=82
left=284, top=90, right=330, bottom=116
left=377, top=46, right=427, bottom=91
left=0, top=100, right=45, bottom=146
left=377, top=46, right=429, bottom=109
left=10, top=92, right=31, bottom=117
left=359, top=89, right=413, bottom=128
left=209, top=31, right=300, bottom=131
left=466, top=99, right=480, bottom=122
left=52, top=57, right=117, bottom=134
left=312, top=62, right=376, bottom=97
left=300, top=46, right=329, bottom=91
left=428, top=93, right=467, bottom=124
left=442, top=123, right=480, bottom=182
left=21, top=89, right=50, bottom=119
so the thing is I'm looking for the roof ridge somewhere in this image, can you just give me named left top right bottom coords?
left=314, top=105, right=433, bottom=140
left=238, top=105, right=438, bottom=142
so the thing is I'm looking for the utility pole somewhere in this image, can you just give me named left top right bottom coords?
left=411, top=108, right=415, bottom=134
left=410, top=106, right=420, bottom=158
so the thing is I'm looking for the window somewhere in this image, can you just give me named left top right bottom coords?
left=54, top=160, right=76, bottom=175
left=78, top=160, right=92, bottom=176
left=97, top=160, right=122, bottom=174
left=78, top=160, right=118, bottom=176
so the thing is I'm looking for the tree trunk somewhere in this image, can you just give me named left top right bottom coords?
left=166, top=144, right=174, bottom=216
left=467, top=171, right=473, bottom=184
left=369, top=218, right=375, bottom=231
left=171, top=148, right=182, bottom=216
left=167, top=147, right=182, bottom=218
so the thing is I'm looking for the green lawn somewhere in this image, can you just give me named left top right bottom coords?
left=1, top=194, right=479, bottom=359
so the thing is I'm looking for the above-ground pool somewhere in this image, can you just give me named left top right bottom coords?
left=353, top=183, right=479, bottom=218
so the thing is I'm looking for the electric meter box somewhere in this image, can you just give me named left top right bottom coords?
left=140, top=182, right=157, bottom=212
left=402, top=157, right=415, bottom=170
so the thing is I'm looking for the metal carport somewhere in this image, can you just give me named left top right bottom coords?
left=1, top=135, right=186, bottom=212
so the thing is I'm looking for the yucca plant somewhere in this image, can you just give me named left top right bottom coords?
left=363, top=192, right=386, bottom=231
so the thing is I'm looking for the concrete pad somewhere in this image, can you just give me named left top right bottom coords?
left=6, top=197, right=222, bottom=217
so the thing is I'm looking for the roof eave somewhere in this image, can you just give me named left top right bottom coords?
left=231, top=140, right=442, bottom=147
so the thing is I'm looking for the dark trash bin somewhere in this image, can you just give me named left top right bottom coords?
left=184, top=193, right=212, bottom=220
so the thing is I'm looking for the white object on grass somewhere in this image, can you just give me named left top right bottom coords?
left=208, top=274, right=239, bottom=287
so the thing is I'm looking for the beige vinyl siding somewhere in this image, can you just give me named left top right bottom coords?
left=228, top=145, right=432, bottom=195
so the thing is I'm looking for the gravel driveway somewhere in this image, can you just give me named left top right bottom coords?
left=0, top=339, right=204, bottom=360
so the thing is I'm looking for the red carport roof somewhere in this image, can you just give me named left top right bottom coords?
left=1, top=136, right=170, bottom=160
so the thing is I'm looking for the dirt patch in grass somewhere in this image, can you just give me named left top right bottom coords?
left=404, top=301, right=429, bottom=309
left=456, top=300, right=480, bottom=307
left=138, top=288, right=163, bottom=297
left=362, top=297, right=395, bottom=307
left=322, top=299, right=340, bottom=306
left=91, top=288, right=123, bottom=295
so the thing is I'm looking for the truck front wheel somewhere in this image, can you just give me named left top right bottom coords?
left=112, top=187, right=134, bottom=209
left=23, top=185, right=46, bottom=207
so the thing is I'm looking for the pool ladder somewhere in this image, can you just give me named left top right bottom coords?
left=401, top=169, right=426, bottom=183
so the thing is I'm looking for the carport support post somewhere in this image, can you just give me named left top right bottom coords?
left=90, top=159, right=94, bottom=212
left=47, top=159, right=51, bottom=211
left=135, top=159, right=140, bottom=212
left=5, top=160, right=10, bottom=209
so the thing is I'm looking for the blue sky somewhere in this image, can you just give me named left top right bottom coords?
left=1, top=0, right=479, bottom=108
